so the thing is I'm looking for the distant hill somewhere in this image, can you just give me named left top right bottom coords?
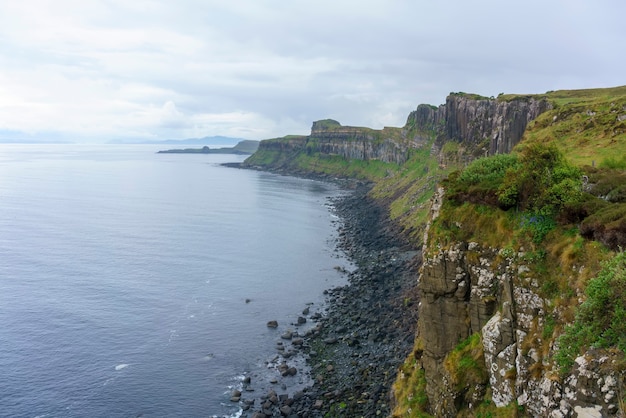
left=109, top=136, right=247, bottom=146
left=157, top=140, right=259, bottom=155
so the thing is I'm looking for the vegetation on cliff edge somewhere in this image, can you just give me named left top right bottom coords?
left=511, top=86, right=626, bottom=166
left=556, top=251, right=626, bottom=373
left=412, top=142, right=624, bottom=415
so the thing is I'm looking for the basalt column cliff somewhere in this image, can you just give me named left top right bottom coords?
left=244, top=94, right=552, bottom=175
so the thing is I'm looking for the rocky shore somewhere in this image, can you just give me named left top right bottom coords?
left=237, top=184, right=420, bottom=417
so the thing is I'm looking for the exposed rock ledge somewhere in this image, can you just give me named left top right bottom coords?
left=415, top=187, right=624, bottom=417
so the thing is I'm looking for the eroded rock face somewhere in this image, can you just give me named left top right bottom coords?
left=444, top=95, right=551, bottom=154
left=417, top=227, right=624, bottom=417
left=405, top=95, right=552, bottom=155
left=251, top=135, right=308, bottom=154
left=309, top=122, right=411, bottom=164
left=416, top=186, right=624, bottom=416
left=250, top=95, right=552, bottom=172
left=418, top=241, right=514, bottom=415
left=249, top=121, right=413, bottom=166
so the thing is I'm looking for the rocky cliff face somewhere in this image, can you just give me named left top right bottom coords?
left=308, top=120, right=413, bottom=165
left=252, top=135, right=308, bottom=154
left=405, top=95, right=552, bottom=155
left=248, top=95, right=552, bottom=172
left=247, top=119, right=412, bottom=167
left=415, top=188, right=624, bottom=417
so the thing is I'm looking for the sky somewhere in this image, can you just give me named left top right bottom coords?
left=0, top=0, right=624, bottom=143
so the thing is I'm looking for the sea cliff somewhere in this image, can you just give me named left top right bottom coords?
left=245, top=94, right=551, bottom=178
left=239, top=86, right=626, bottom=417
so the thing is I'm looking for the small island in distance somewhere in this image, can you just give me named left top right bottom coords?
left=157, top=139, right=259, bottom=155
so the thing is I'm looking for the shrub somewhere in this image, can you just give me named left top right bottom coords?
left=520, top=213, right=557, bottom=244
left=585, top=167, right=626, bottom=203
left=556, top=251, right=626, bottom=373
left=447, top=144, right=582, bottom=218
left=458, top=154, right=520, bottom=188
left=446, top=154, right=520, bottom=206
left=496, top=143, right=583, bottom=215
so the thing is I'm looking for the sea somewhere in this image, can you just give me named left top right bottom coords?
left=0, top=144, right=352, bottom=418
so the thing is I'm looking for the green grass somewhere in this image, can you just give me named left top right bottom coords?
left=312, top=119, right=342, bottom=130
left=443, top=333, right=488, bottom=392
left=600, top=155, right=626, bottom=170
left=291, top=152, right=400, bottom=180
left=392, top=346, right=433, bottom=418
left=450, top=92, right=491, bottom=100
left=555, top=252, right=626, bottom=373
left=516, top=86, right=626, bottom=166
left=370, top=139, right=461, bottom=246
left=463, top=395, right=526, bottom=418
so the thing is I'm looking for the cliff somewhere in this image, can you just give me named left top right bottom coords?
left=406, top=176, right=625, bottom=416
left=405, top=94, right=551, bottom=154
left=308, top=119, right=412, bottom=165
left=392, top=92, right=626, bottom=415
left=241, top=86, right=626, bottom=417
left=415, top=232, right=624, bottom=417
left=244, top=94, right=552, bottom=178
left=243, top=119, right=412, bottom=174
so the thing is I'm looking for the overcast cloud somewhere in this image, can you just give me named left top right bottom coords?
left=0, top=0, right=624, bottom=142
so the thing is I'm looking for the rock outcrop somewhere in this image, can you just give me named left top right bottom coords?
left=308, top=120, right=412, bottom=164
left=246, top=119, right=413, bottom=168
left=415, top=188, right=624, bottom=417
left=405, top=94, right=552, bottom=155
left=245, top=95, right=552, bottom=173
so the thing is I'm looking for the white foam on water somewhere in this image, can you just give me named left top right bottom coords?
left=228, top=409, right=243, bottom=418
left=210, top=408, right=242, bottom=418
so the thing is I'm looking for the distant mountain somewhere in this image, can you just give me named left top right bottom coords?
left=108, top=136, right=247, bottom=146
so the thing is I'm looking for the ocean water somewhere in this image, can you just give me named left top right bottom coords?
left=0, top=144, right=350, bottom=417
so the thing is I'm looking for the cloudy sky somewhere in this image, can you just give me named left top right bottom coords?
left=0, top=0, right=624, bottom=142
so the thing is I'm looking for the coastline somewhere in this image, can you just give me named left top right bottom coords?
left=234, top=179, right=420, bottom=417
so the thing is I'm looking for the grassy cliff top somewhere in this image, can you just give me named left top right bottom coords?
left=500, top=86, right=626, bottom=167
left=499, top=85, right=626, bottom=105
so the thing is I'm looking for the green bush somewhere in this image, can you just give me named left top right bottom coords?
left=458, top=154, right=520, bottom=188
left=520, top=213, right=557, bottom=244
left=496, top=143, right=583, bottom=215
left=556, top=251, right=626, bottom=373
left=444, top=154, right=520, bottom=207
left=447, top=144, right=583, bottom=228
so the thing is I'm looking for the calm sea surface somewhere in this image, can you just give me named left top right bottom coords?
left=0, top=144, right=350, bottom=417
